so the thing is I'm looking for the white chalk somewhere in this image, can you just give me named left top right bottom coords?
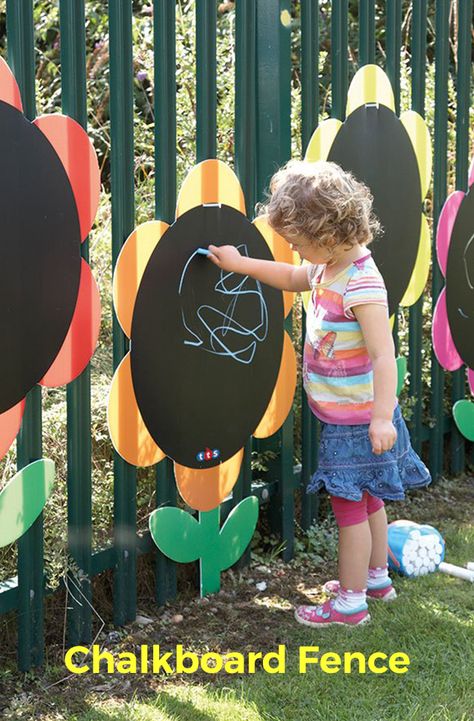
left=438, top=562, right=474, bottom=582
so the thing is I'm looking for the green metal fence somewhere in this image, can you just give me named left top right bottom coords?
left=0, top=0, right=472, bottom=672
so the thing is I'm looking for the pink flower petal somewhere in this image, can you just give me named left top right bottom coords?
left=468, top=156, right=474, bottom=189
left=468, top=368, right=474, bottom=396
left=432, top=288, right=463, bottom=371
left=436, top=191, right=464, bottom=277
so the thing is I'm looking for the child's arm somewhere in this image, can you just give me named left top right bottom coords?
left=207, top=244, right=311, bottom=292
left=353, top=304, right=398, bottom=455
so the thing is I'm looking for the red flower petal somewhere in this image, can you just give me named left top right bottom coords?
left=40, top=260, right=101, bottom=387
left=0, top=57, right=22, bottom=112
left=0, top=399, right=25, bottom=461
left=33, top=114, right=100, bottom=242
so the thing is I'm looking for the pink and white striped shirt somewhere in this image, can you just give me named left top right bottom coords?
left=303, top=251, right=393, bottom=425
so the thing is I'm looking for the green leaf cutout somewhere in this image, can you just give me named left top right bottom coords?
left=149, top=497, right=259, bottom=597
left=218, top=496, right=259, bottom=570
left=396, top=355, right=407, bottom=397
left=149, top=506, right=202, bottom=563
left=453, top=399, right=474, bottom=442
left=0, top=459, right=55, bottom=547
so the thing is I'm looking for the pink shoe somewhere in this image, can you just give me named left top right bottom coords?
left=322, top=579, right=397, bottom=602
left=295, top=599, right=370, bottom=627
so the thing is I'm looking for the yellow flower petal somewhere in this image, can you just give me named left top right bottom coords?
left=176, top=159, right=246, bottom=217
left=346, top=64, right=395, bottom=116
left=253, top=332, right=297, bottom=438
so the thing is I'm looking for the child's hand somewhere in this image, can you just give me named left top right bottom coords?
left=207, top=244, right=244, bottom=273
left=369, top=418, right=397, bottom=455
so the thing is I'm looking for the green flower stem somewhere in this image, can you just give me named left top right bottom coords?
left=198, top=508, right=221, bottom=596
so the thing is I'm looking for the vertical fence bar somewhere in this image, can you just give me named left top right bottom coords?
left=385, top=0, right=402, bottom=114
left=331, top=0, right=348, bottom=120
left=256, top=0, right=293, bottom=559
left=235, top=0, right=257, bottom=206
left=385, top=0, right=402, bottom=355
left=233, top=1, right=257, bottom=553
left=59, top=0, right=92, bottom=647
left=109, top=0, right=137, bottom=625
left=154, top=0, right=177, bottom=605
left=429, top=0, right=449, bottom=480
left=196, top=0, right=216, bottom=161
left=300, top=0, right=319, bottom=530
left=7, top=0, right=44, bottom=672
left=408, top=0, right=427, bottom=456
left=450, top=0, right=471, bottom=474
left=359, top=0, right=375, bottom=66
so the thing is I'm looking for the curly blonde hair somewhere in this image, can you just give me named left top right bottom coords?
left=261, top=160, right=382, bottom=264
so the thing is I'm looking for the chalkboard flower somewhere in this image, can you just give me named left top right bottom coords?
left=432, top=157, right=474, bottom=440
left=108, top=159, right=297, bottom=511
left=304, top=64, right=431, bottom=320
left=0, top=57, right=101, bottom=460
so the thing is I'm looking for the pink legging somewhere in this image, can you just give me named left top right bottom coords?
left=331, top=491, right=385, bottom=527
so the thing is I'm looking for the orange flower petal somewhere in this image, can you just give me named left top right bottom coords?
left=253, top=215, right=297, bottom=317
left=253, top=331, right=297, bottom=438
left=174, top=448, right=244, bottom=511
left=113, top=220, right=169, bottom=337
left=108, top=354, right=165, bottom=467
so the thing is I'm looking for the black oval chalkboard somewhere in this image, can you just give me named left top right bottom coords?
left=131, top=204, right=284, bottom=469
left=0, top=101, right=81, bottom=413
left=446, top=187, right=474, bottom=368
left=328, top=104, right=422, bottom=316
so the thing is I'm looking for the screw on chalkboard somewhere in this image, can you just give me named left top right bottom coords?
left=196, top=447, right=220, bottom=462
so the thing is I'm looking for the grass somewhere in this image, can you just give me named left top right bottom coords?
left=2, top=500, right=473, bottom=721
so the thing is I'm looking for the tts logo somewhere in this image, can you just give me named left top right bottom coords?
left=196, top=447, right=220, bottom=462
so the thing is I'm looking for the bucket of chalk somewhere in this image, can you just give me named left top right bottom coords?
left=387, top=520, right=445, bottom=577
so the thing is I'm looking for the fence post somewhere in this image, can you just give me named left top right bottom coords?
left=408, top=2, right=428, bottom=457
left=6, top=0, right=45, bottom=672
left=300, top=0, right=320, bottom=531
left=450, top=0, right=472, bottom=475
left=255, top=0, right=293, bottom=559
left=358, top=0, right=376, bottom=66
left=109, top=0, right=137, bottom=625
left=59, top=0, right=93, bottom=647
left=429, top=0, right=450, bottom=481
left=154, top=0, right=178, bottom=605
left=232, top=0, right=257, bottom=563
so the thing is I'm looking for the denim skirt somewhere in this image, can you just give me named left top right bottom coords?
left=306, top=405, right=432, bottom=501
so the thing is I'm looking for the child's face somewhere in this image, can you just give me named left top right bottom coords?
left=288, top=235, right=334, bottom=265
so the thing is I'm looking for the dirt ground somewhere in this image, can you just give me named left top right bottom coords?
left=0, top=472, right=473, bottom=718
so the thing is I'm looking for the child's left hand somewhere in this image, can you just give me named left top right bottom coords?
left=369, top=418, right=397, bottom=455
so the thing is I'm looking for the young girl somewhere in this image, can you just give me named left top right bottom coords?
left=207, top=159, right=431, bottom=627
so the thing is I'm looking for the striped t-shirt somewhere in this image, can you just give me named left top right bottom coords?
left=303, top=251, right=391, bottom=425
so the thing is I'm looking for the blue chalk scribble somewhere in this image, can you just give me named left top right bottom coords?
left=178, top=245, right=268, bottom=365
